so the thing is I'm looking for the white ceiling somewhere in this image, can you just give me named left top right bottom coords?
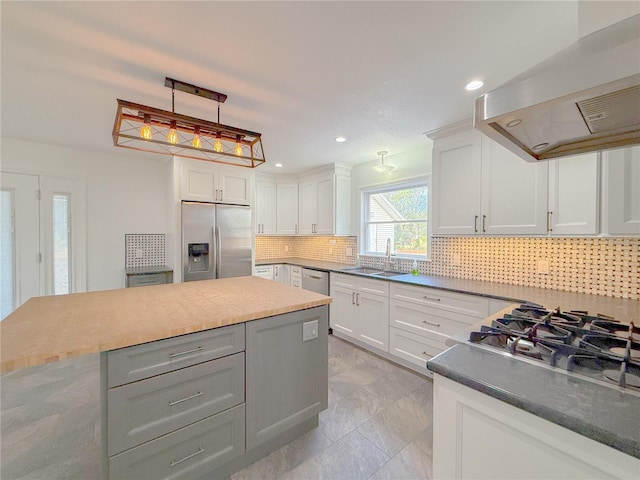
left=1, top=1, right=586, bottom=174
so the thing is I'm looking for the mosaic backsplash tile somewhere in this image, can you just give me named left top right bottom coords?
left=256, top=236, right=639, bottom=300
left=125, top=234, right=166, bottom=268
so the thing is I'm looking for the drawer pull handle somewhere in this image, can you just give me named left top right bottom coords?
left=169, top=346, right=203, bottom=359
left=170, top=447, right=205, bottom=467
left=422, top=320, right=441, bottom=327
left=422, top=296, right=440, bottom=302
left=422, top=351, right=430, bottom=357
left=169, top=391, right=204, bottom=406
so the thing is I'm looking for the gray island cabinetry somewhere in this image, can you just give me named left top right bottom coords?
left=102, top=306, right=328, bottom=480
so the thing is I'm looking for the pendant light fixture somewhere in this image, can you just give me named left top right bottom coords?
left=112, top=78, right=266, bottom=168
left=373, top=150, right=395, bottom=173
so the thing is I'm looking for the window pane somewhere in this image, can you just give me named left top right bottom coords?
left=368, top=186, right=427, bottom=222
left=394, top=222, right=427, bottom=255
left=53, top=194, right=70, bottom=295
left=1, top=190, right=14, bottom=318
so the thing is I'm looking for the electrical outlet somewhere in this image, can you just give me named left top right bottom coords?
left=537, top=260, right=549, bottom=274
left=328, top=239, right=336, bottom=245
left=452, top=254, right=461, bottom=266
left=302, top=320, right=318, bottom=342
left=346, top=248, right=353, bottom=256
left=284, top=245, right=289, bottom=253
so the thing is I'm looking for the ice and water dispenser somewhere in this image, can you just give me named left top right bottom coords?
left=187, top=243, right=209, bottom=273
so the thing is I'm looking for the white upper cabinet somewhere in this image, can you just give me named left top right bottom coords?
left=432, top=130, right=482, bottom=235
left=432, top=128, right=547, bottom=235
left=298, top=180, right=317, bottom=235
left=255, top=179, right=277, bottom=235
left=276, top=184, right=299, bottom=235
left=603, top=146, right=640, bottom=235
left=480, top=137, right=548, bottom=235
left=548, top=153, right=600, bottom=235
left=297, top=169, right=351, bottom=236
left=181, top=159, right=252, bottom=205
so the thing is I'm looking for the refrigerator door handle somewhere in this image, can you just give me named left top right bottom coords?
left=214, top=226, right=221, bottom=278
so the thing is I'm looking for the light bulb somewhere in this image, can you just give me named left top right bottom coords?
left=192, top=127, right=201, bottom=149
left=234, top=136, right=243, bottom=156
left=214, top=132, right=223, bottom=152
left=167, top=121, right=178, bottom=145
left=140, top=114, right=152, bottom=140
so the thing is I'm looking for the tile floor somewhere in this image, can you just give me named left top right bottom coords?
left=1, top=335, right=433, bottom=480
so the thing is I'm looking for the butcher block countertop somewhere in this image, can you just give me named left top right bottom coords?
left=0, top=276, right=331, bottom=373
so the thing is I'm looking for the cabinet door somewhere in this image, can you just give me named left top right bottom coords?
left=181, top=161, right=218, bottom=202
left=548, top=153, right=600, bottom=235
left=356, top=291, right=389, bottom=351
left=298, top=181, right=317, bottom=234
left=604, top=146, right=640, bottom=235
left=246, top=307, right=328, bottom=449
left=481, top=137, right=548, bottom=235
left=329, top=285, right=358, bottom=337
left=256, top=181, right=277, bottom=235
left=432, top=130, right=482, bottom=234
left=274, top=264, right=290, bottom=284
left=316, top=177, right=334, bottom=234
left=219, top=166, right=252, bottom=205
left=276, top=184, right=299, bottom=235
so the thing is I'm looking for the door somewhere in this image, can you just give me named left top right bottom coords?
left=357, top=291, right=389, bottom=351
left=276, top=184, right=299, bottom=235
left=182, top=202, right=216, bottom=282
left=256, top=181, right=277, bottom=235
left=219, top=166, right=251, bottom=205
left=298, top=181, right=317, bottom=234
left=604, top=146, right=640, bottom=235
left=1, top=172, right=40, bottom=319
left=315, top=177, right=334, bottom=234
left=329, top=285, right=357, bottom=337
left=216, top=205, right=252, bottom=278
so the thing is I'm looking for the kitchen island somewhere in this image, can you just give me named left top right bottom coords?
left=0, top=277, right=332, bottom=479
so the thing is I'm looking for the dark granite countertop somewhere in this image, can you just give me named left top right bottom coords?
left=427, top=344, right=640, bottom=459
left=256, top=257, right=639, bottom=321
left=124, top=265, right=173, bottom=276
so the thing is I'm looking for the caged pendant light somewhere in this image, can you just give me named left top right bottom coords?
left=373, top=150, right=395, bottom=173
left=112, top=78, right=266, bottom=168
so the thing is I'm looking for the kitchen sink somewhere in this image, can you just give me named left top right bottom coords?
left=370, top=271, right=405, bottom=278
left=341, top=267, right=405, bottom=278
left=341, top=267, right=384, bottom=275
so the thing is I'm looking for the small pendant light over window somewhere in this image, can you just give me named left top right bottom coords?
left=373, top=150, right=395, bottom=174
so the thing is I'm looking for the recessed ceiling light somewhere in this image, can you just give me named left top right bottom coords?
left=274, top=163, right=283, bottom=168
left=335, top=136, right=346, bottom=143
left=506, top=119, right=522, bottom=128
left=465, top=80, right=484, bottom=91
left=532, top=143, right=550, bottom=151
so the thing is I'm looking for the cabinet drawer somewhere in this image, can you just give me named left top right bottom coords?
left=127, top=273, right=170, bottom=288
left=331, top=272, right=357, bottom=289
left=109, top=403, right=245, bottom=480
left=390, top=283, right=489, bottom=318
left=108, top=353, right=245, bottom=456
left=390, top=299, right=477, bottom=341
left=107, top=324, right=245, bottom=388
left=389, top=327, right=448, bottom=370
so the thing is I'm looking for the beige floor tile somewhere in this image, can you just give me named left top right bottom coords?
left=369, top=441, right=433, bottom=480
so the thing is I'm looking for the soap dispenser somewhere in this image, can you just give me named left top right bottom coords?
left=411, top=259, right=419, bottom=276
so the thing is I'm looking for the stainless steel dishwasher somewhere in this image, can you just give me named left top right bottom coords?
left=301, top=268, right=328, bottom=295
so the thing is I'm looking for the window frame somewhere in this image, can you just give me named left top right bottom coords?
left=359, top=176, right=430, bottom=260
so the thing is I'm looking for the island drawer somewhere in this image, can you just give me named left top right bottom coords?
left=107, top=323, right=245, bottom=387
left=390, top=299, right=477, bottom=340
left=108, top=352, right=245, bottom=456
left=390, top=283, right=489, bottom=318
left=109, top=403, right=245, bottom=480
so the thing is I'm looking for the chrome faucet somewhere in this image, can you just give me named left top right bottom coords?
left=385, top=238, right=392, bottom=271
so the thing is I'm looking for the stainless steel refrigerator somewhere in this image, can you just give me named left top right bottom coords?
left=182, top=201, right=252, bottom=282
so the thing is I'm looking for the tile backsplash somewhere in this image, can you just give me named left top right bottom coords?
left=256, top=236, right=639, bottom=300
left=125, top=234, right=166, bottom=268
left=255, top=236, right=357, bottom=264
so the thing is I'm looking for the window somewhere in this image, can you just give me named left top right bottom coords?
left=52, top=193, right=71, bottom=295
left=362, top=179, right=429, bottom=257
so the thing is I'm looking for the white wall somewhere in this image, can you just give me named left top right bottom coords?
left=349, top=143, right=432, bottom=235
left=1, top=138, right=172, bottom=291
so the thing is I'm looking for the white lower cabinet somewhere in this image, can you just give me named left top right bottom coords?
left=330, top=273, right=389, bottom=351
left=290, top=266, right=302, bottom=288
left=432, top=374, right=640, bottom=480
left=254, top=265, right=274, bottom=280
left=274, top=264, right=289, bottom=284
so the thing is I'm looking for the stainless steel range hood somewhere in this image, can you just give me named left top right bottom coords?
left=474, top=14, right=640, bottom=162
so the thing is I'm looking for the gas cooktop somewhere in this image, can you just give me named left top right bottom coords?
left=469, top=305, right=640, bottom=395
